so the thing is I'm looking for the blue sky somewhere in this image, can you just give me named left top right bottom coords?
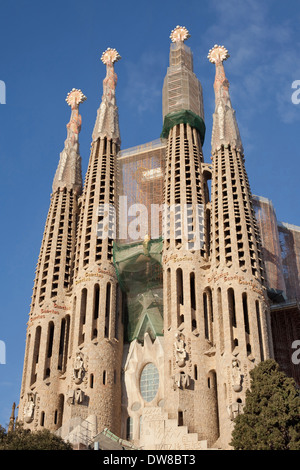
left=0, top=0, right=300, bottom=427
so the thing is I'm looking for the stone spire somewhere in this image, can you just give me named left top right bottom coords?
left=53, top=88, right=86, bottom=193
left=161, top=27, right=218, bottom=447
left=92, top=48, right=121, bottom=144
left=162, top=26, right=204, bottom=122
left=208, top=45, right=243, bottom=153
left=8, top=402, right=16, bottom=432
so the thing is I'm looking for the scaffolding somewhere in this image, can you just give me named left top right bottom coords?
left=118, top=139, right=166, bottom=244
left=277, top=222, right=300, bottom=300
left=162, top=42, right=204, bottom=122
left=252, top=195, right=286, bottom=294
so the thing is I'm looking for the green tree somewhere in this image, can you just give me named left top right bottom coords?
left=0, top=422, right=73, bottom=450
left=230, top=359, right=300, bottom=450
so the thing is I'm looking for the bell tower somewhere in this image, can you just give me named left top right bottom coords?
left=207, top=45, right=273, bottom=447
left=161, top=27, right=219, bottom=446
left=65, top=48, right=123, bottom=436
left=19, top=89, right=86, bottom=430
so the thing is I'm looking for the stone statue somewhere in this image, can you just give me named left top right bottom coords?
left=66, top=387, right=85, bottom=405
left=231, top=358, right=242, bottom=392
left=24, top=392, right=36, bottom=423
left=74, top=388, right=84, bottom=404
left=173, top=371, right=190, bottom=390
left=73, top=352, right=85, bottom=384
left=174, top=332, right=187, bottom=367
left=227, top=401, right=243, bottom=421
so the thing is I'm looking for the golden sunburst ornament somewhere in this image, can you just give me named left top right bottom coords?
left=101, top=48, right=121, bottom=65
left=170, top=25, right=190, bottom=43
left=65, top=88, right=87, bottom=108
left=207, top=45, right=230, bottom=64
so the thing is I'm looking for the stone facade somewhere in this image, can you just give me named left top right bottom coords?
left=18, top=29, right=299, bottom=450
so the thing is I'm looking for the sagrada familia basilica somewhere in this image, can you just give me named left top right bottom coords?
left=18, top=27, right=300, bottom=450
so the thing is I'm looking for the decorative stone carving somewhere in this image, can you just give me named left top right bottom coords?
left=66, top=387, right=85, bottom=405
left=92, top=48, right=121, bottom=143
left=227, top=401, right=243, bottom=421
left=173, top=371, right=190, bottom=390
left=73, top=351, right=85, bottom=384
left=74, top=388, right=84, bottom=404
left=53, top=88, right=86, bottom=193
left=174, top=332, right=187, bottom=367
left=23, top=392, right=36, bottom=423
left=231, top=358, right=242, bottom=392
left=208, top=45, right=243, bottom=153
left=170, top=25, right=190, bottom=43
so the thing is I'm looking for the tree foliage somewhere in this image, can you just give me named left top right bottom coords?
left=230, top=359, right=300, bottom=450
left=0, top=422, right=73, bottom=450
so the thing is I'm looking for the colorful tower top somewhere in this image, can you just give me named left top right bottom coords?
left=65, top=88, right=87, bottom=109
left=162, top=26, right=204, bottom=127
left=169, top=25, right=191, bottom=43
left=52, top=88, right=86, bottom=193
left=92, top=47, right=121, bottom=144
left=208, top=45, right=243, bottom=152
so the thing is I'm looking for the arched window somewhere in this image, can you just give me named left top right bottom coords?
left=176, top=268, right=184, bottom=325
left=58, top=315, right=70, bottom=372
left=256, top=301, right=264, bottom=361
left=105, top=283, right=111, bottom=338
left=228, top=288, right=237, bottom=351
left=46, top=322, right=54, bottom=358
left=217, top=288, right=224, bottom=354
left=126, top=416, right=133, bottom=440
left=78, top=288, right=87, bottom=345
left=40, top=411, right=45, bottom=427
left=203, top=288, right=213, bottom=342
left=31, top=326, right=41, bottom=385
left=190, top=272, right=197, bottom=330
left=93, top=284, right=100, bottom=320
left=242, top=293, right=250, bottom=334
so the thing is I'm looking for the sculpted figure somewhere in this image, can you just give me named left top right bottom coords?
left=174, top=332, right=187, bottom=367
left=173, top=371, right=190, bottom=390
left=232, top=358, right=242, bottom=392
left=24, top=392, right=36, bottom=423
left=227, top=401, right=243, bottom=421
left=74, top=352, right=85, bottom=384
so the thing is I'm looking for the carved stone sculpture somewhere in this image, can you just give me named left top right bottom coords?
left=73, top=351, right=85, bottom=384
left=66, top=387, right=85, bottom=405
left=23, top=392, right=36, bottom=423
left=231, top=358, right=242, bottom=392
left=173, top=371, right=190, bottom=390
left=227, top=401, right=243, bottom=421
left=174, top=332, right=187, bottom=367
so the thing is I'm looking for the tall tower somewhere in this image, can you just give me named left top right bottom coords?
left=207, top=45, right=273, bottom=447
left=161, top=27, right=219, bottom=446
left=19, top=89, right=86, bottom=430
left=64, top=48, right=123, bottom=436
